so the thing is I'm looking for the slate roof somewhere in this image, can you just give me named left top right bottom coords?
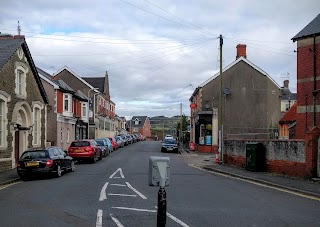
left=292, top=14, right=320, bottom=41
left=128, top=116, right=148, bottom=128
left=279, top=103, right=297, bottom=124
left=55, top=80, right=75, bottom=93
left=0, top=37, right=48, bottom=103
left=82, top=77, right=105, bottom=93
left=280, top=88, right=296, bottom=101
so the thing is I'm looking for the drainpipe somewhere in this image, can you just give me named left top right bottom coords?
left=305, top=95, right=308, bottom=131
left=312, top=35, right=317, bottom=127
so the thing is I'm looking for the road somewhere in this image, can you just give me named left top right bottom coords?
left=0, top=141, right=320, bottom=227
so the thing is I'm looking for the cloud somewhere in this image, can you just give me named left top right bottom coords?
left=0, top=0, right=319, bottom=117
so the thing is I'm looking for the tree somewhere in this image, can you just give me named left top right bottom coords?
left=176, top=114, right=188, bottom=139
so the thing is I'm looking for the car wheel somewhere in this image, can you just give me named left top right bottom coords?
left=19, top=174, right=27, bottom=181
left=92, top=153, right=97, bottom=163
left=55, top=165, right=62, bottom=177
left=98, top=151, right=103, bottom=160
left=70, top=161, right=75, bottom=172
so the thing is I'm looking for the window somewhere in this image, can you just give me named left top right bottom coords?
left=33, top=107, right=41, bottom=145
left=82, top=103, right=87, bottom=117
left=133, top=128, right=138, bottom=132
left=0, top=101, right=3, bottom=146
left=67, top=128, right=70, bottom=143
left=63, top=94, right=72, bottom=112
left=17, top=70, right=23, bottom=95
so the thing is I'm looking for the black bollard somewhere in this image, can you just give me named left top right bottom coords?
left=157, top=186, right=167, bottom=227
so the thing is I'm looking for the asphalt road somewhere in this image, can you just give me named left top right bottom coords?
left=0, top=141, right=320, bottom=227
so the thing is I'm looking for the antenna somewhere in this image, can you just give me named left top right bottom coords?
left=280, top=72, right=290, bottom=80
left=50, top=66, right=55, bottom=76
left=17, top=21, right=21, bottom=36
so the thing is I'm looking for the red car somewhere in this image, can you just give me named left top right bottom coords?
left=68, top=139, right=102, bottom=163
left=108, top=137, right=118, bottom=150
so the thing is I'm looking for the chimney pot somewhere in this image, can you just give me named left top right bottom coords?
left=284, top=80, right=289, bottom=88
left=236, top=44, right=247, bottom=59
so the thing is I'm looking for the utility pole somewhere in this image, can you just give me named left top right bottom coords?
left=180, top=103, right=182, bottom=143
left=219, top=34, right=224, bottom=163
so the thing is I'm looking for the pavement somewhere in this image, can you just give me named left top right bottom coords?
left=178, top=144, right=320, bottom=199
left=0, top=168, right=20, bottom=186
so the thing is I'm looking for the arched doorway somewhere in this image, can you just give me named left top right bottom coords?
left=11, top=102, right=32, bottom=167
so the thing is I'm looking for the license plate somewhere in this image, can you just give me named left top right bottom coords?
left=26, top=162, right=39, bottom=167
left=74, top=149, right=83, bottom=152
left=167, top=148, right=173, bottom=151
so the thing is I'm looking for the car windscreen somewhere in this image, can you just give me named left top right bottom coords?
left=70, top=141, right=90, bottom=147
left=96, top=140, right=105, bottom=146
left=163, top=139, right=177, bottom=144
left=20, top=151, right=48, bottom=159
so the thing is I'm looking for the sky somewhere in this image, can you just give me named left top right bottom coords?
left=0, top=0, right=319, bottom=118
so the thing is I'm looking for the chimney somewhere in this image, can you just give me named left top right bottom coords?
left=283, top=80, right=289, bottom=89
left=236, top=44, right=247, bottom=59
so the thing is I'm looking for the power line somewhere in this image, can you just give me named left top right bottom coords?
left=118, top=0, right=216, bottom=38
left=143, top=0, right=217, bottom=37
left=224, top=36, right=292, bottom=45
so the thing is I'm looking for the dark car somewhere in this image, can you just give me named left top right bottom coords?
left=17, top=147, right=75, bottom=180
left=161, top=138, right=179, bottom=153
left=126, top=135, right=133, bottom=144
left=95, top=139, right=110, bottom=157
left=133, top=134, right=140, bottom=142
left=68, top=139, right=102, bottom=163
left=121, top=135, right=128, bottom=146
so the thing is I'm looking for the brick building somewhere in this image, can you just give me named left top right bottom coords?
left=0, top=35, right=48, bottom=171
left=127, top=116, right=151, bottom=138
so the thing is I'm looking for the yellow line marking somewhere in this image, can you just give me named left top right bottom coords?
left=0, top=181, right=21, bottom=190
left=189, top=164, right=320, bottom=202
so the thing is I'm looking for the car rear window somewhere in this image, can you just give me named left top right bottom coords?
left=96, top=140, right=104, bottom=146
left=163, top=139, right=176, bottom=144
left=20, top=151, right=48, bottom=159
left=70, top=141, right=90, bottom=147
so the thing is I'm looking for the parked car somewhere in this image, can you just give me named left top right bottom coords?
left=68, top=139, right=102, bottom=163
left=17, top=147, right=75, bottom=180
left=115, top=136, right=124, bottom=148
left=133, top=134, right=140, bottom=142
left=126, top=135, right=133, bottom=144
left=108, top=137, right=118, bottom=150
left=102, top=137, right=113, bottom=152
left=161, top=138, right=179, bottom=153
left=120, top=135, right=128, bottom=146
left=95, top=139, right=110, bottom=157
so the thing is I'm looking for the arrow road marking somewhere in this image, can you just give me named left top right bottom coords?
left=125, top=182, right=147, bottom=199
left=110, top=183, right=127, bottom=187
left=99, top=182, right=109, bottom=201
left=110, top=213, right=124, bottom=227
left=109, top=168, right=125, bottom=178
left=108, top=193, right=137, bottom=197
left=96, top=209, right=103, bottom=227
left=112, top=207, right=156, bottom=213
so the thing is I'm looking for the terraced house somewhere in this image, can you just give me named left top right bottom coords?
left=0, top=35, right=48, bottom=171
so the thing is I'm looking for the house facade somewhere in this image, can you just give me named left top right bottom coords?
left=38, top=68, right=88, bottom=150
left=53, top=67, right=116, bottom=139
left=127, top=116, right=151, bottom=137
left=0, top=36, right=48, bottom=171
left=190, top=44, right=281, bottom=152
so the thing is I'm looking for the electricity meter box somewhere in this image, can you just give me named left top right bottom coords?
left=148, top=156, right=170, bottom=187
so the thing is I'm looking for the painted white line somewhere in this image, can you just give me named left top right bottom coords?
left=110, top=213, right=124, bottom=227
left=108, top=193, right=137, bottom=197
left=125, top=182, right=147, bottom=199
left=99, top=182, right=109, bottom=201
left=188, top=164, right=320, bottom=202
left=112, top=207, right=156, bottom=213
left=96, top=209, right=103, bottom=227
left=112, top=177, right=121, bottom=179
left=154, top=206, right=190, bottom=227
left=110, top=183, right=127, bottom=187
left=109, top=168, right=125, bottom=178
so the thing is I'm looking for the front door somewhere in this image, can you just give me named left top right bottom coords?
left=14, top=130, right=20, bottom=165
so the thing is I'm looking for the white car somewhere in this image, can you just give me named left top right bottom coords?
left=164, top=135, right=174, bottom=139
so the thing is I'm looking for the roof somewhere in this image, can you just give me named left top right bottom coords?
left=280, top=88, right=296, bottom=101
left=128, top=116, right=148, bottom=128
left=279, top=103, right=297, bottom=124
left=292, top=14, right=320, bottom=41
left=76, top=90, right=88, bottom=100
left=54, top=66, right=99, bottom=92
left=82, top=77, right=105, bottom=93
left=0, top=37, right=48, bottom=104
left=37, top=67, right=60, bottom=89
left=198, top=56, right=280, bottom=89
left=55, top=80, right=75, bottom=93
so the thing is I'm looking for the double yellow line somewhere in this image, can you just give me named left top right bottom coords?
left=0, top=181, right=21, bottom=191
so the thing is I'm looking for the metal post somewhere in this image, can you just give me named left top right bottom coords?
left=87, top=88, right=98, bottom=139
left=157, top=186, right=167, bottom=227
left=219, top=34, right=224, bottom=163
left=180, top=103, right=182, bottom=143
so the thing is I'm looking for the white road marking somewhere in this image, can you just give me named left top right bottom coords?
left=155, top=206, right=190, bottom=227
left=96, top=209, right=103, bottom=227
left=110, top=183, right=127, bottom=187
left=108, top=193, right=137, bottom=197
left=112, top=177, right=121, bottom=179
left=109, top=168, right=125, bottom=178
left=110, top=213, right=124, bottom=227
left=99, top=182, right=109, bottom=201
left=112, top=207, right=156, bottom=213
left=125, top=182, right=147, bottom=199
left=188, top=164, right=320, bottom=202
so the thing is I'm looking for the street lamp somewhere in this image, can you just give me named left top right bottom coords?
left=87, top=87, right=99, bottom=139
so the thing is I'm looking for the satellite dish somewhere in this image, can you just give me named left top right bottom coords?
left=223, top=87, right=231, bottom=95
